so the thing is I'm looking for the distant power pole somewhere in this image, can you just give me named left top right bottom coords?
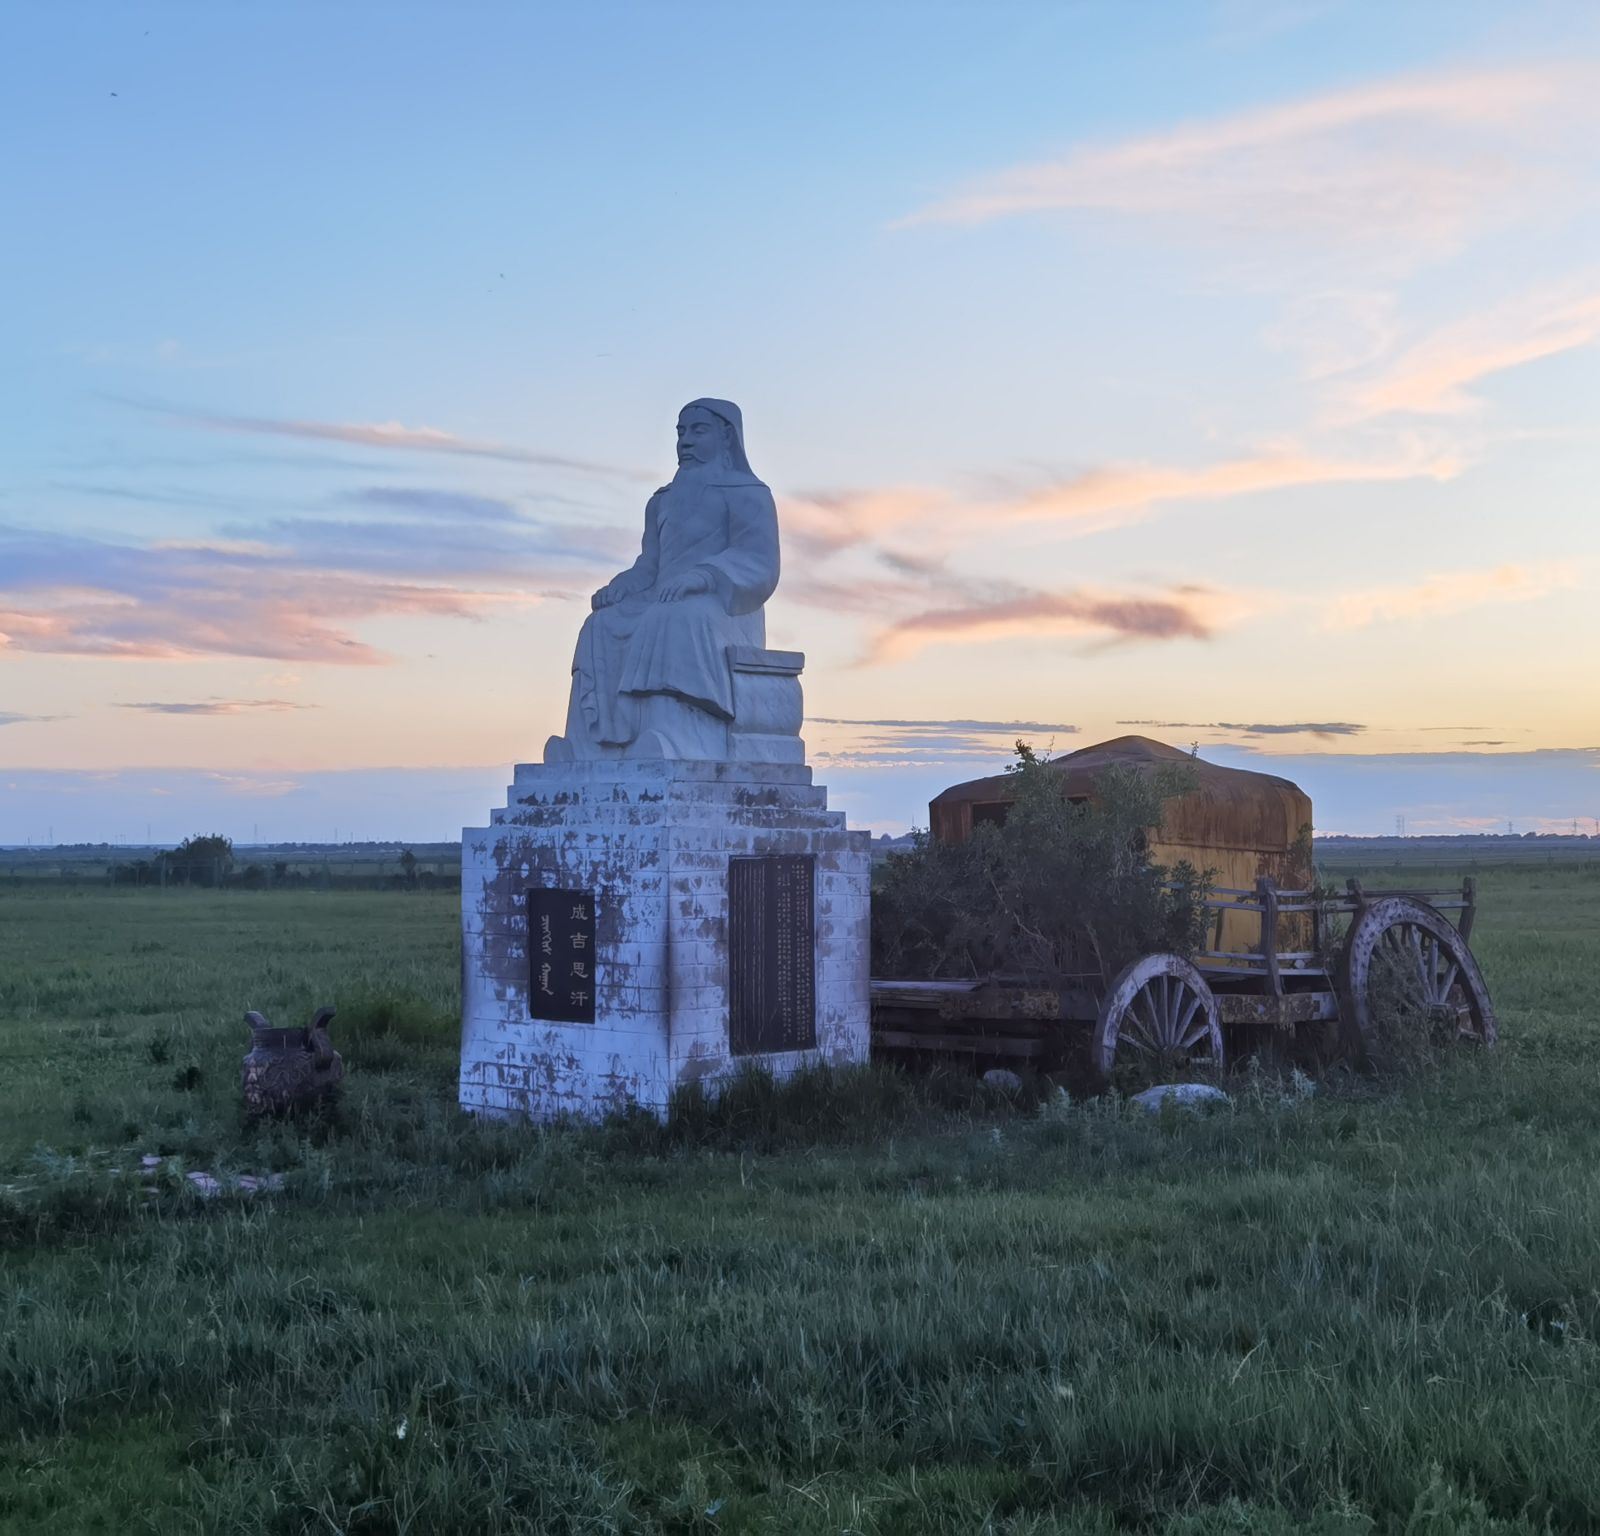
left=1394, top=814, right=1406, bottom=838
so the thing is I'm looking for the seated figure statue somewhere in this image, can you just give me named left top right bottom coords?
left=545, top=398, right=780, bottom=762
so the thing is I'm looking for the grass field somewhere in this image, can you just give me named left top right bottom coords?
left=2, top=868, right=1599, bottom=1533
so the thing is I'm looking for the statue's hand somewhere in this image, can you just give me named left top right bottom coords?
left=591, top=579, right=625, bottom=611
left=657, top=569, right=713, bottom=603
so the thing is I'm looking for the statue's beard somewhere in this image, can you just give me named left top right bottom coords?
left=673, top=454, right=726, bottom=481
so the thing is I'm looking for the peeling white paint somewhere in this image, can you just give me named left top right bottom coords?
left=460, top=759, right=871, bottom=1120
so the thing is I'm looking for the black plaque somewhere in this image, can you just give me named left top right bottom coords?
left=728, top=855, right=816, bottom=1056
left=527, top=887, right=597, bottom=1024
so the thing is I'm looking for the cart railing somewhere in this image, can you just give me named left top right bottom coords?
left=1186, top=874, right=1478, bottom=992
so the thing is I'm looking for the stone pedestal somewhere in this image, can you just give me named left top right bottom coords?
left=459, top=759, right=872, bottom=1121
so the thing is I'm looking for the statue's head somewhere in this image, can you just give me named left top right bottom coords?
left=676, top=405, right=732, bottom=467
left=676, top=398, right=754, bottom=476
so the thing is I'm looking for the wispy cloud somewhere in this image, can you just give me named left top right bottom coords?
left=205, top=772, right=303, bottom=797
left=0, top=524, right=540, bottom=664
left=1222, top=721, right=1365, bottom=738
left=1340, top=277, right=1600, bottom=418
left=223, top=515, right=625, bottom=577
left=866, top=585, right=1216, bottom=664
left=0, top=711, right=67, bottom=727
left=992, top=447, right=1458, bottom=530
left=130, top=400, right=645, bottom=479
left=339, top=487, right=524, bottom=523
left=116, top=698, right=316, bottom=716
left=898, top=63, right=1589, bottom=269
left=51, top=482, right=259, bottom=512
left=806, top=715, right=1072, bottom=770
left=780, top=473, right=1284, bottom=664
left=810, top=716, right=1077, bottom=733
left=1267, top=289, right=1400, bottom=380
left=1119, top=719, right=1366, bottom=738
left=0, top=436, right=640, bottom=672
left=784, top=442, right=1458, bottom=563
left=1325, top=562, right=1579, bottom=629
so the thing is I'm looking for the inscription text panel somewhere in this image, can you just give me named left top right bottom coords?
left=527, top=886, right=597, bottom=1024
left=728, top=855, right=816, bottom=1056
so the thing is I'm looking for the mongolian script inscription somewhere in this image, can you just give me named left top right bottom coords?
left=728, top=855, right=816, bottom=1056
left=526, top=887, right=597, bottom=1024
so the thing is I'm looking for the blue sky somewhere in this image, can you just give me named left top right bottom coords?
left=2, top=2, right=1598, bottom=841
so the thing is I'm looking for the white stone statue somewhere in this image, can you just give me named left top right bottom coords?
left=545, top=398, right=794, bottom=762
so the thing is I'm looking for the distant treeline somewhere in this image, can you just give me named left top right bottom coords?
left=106, top=859, right=461, bottom=892
left=1, top=834, right=459, bottom=890
left=4, top=829, right=1597, bottom=890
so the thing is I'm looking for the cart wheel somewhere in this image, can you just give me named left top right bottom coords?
left=1338, top=897, right=1495, bottom=1064
left=1094, top=953, right=1223, bottom=1082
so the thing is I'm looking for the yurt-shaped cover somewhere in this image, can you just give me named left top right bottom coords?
left=928, top=736, right=1313, bottom=957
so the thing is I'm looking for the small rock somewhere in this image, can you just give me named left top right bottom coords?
left=139, top=1155, right=283, bottom=1198
left=982, top=1068, right=1024, bottom=1094
left=1131, top=1083, right=1230, bottom=1113
left=235, top=1173, right=285, bottom=1195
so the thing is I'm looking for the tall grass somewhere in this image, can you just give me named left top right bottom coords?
left=1, top=875, right=1598, bottom=1531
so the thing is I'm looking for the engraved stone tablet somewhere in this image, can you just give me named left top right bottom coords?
left=527, top=887, right=596, bottom=1024
left=728, top=854, right=816, bottom=1056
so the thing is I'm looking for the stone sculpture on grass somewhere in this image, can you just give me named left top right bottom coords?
left=241, top=1006, right=344, bottom=1117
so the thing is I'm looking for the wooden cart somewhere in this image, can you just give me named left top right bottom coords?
left=870, top=875, right=1497, bottom=1083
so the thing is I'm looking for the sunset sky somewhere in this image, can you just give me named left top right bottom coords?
left=3, top=2, right=1598, bottom=842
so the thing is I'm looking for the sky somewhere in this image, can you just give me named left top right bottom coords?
left=2, top=1, right=1598, bottom=843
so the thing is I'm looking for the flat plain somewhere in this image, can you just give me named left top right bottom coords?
left=2, top=865, right=1599, bottom=1533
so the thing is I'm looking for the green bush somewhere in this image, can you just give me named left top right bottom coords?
left=872, top=742, right=1212, bottom=985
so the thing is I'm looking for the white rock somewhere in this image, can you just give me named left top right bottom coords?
left=982, top=1069, right=1024, bottom=1094
left=1131, top=1083, right=1231, bottom=1113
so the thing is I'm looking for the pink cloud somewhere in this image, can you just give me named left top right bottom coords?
left=0, top=568, right=527, bottom=665
left=866, top=586, right=1216, bottom=664
left=150, top=404, right=644, bottom=478
left=0, top=509, right=580, bottom=667
left=1341, top=279, right=1600, bottom=418
left=783, top=444, right=1457, bottom=567
left=1324, top=562, right=1580, bottom=629
left=897, top=62, right=1588, bottom=268
left=996, top=447, right=1459, bottom=529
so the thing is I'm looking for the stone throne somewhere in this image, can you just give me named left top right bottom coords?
left=726, top=646, right=804, bottom=763
left=459, top=401, right=871, bottom=1122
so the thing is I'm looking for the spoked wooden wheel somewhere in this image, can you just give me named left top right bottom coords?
left=1339, top=897, right=1495, bottom=1063
left=1094, top=953, right=1223, bottom=1082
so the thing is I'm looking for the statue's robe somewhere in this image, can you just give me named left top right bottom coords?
left=564, top=467, right=779, bottom=756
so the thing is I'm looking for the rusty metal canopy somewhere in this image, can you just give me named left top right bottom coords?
left=928, top=735, right=1311, bottom=856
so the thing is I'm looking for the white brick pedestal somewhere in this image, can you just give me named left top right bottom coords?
left=459, top=759, right=872, bottom=1121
